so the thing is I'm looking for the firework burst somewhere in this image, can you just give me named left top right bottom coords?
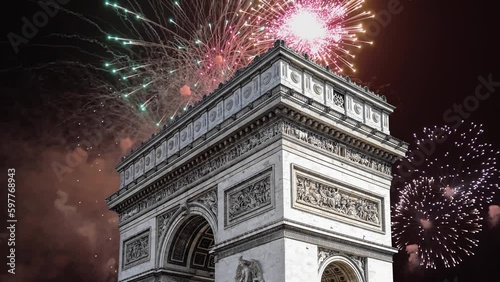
left=102, top=0, right=260, bottom=133
left=250, top=0, right=372, bottom=72
left=396, top=121, right=499, bottom=206
left=392, top=176, right=483, bottom=269
left=90, top=0, right=372, bottom=139
left=393, top=121, right=500, bottom=269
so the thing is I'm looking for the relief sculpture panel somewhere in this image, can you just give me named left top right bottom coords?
left=123, top=230, right=150, bottom=269
left=292, top=165, right=383, bottom=231
left=225, top=168, right=274, bottom=227
left=119, top=122, right=282, bottom=223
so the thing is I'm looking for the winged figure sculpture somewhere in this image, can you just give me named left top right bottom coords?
left=234, top=256, right=264, bottom=282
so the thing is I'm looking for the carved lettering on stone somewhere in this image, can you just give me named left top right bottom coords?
left=123, top=231, right=150, bottom=268
left=235, top=257, right=264, bottom=282
left=293, top=166, right=382, bottom=229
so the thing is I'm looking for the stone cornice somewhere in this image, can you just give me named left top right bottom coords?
left=279, top=87, right=406, bottom=158
left=110, top=112, right=284, bottom=214
left=276, top=105, right=405, bottom=163
left=114, top=44, right=283, bottom=172
left=115, top=41, right=400, bottom=173
left=212, top=220, right=397, bottom=262
left=276, top=50, right=394, bottom=113
left=109, top=106, right=404, bottom=221
left=118, top=268, right=214, bottom=282
left=108, top=88, right=406, bottom=205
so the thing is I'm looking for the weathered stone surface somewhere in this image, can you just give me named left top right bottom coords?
left=109, top=42, right=406, bottom=282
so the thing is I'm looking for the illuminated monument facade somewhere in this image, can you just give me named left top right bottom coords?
left=106, top=41, right=408, bottom=282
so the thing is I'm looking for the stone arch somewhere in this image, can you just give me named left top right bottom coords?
left=157, top=203, right=218, bottom=280
left=319, top=255, right=364, bottom=282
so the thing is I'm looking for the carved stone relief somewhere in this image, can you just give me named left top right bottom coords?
left=157, top=209, right=176, bottom=245
left=196, top=189, right=218, bottom=216
left=235, top=257, right=264, bottom=282
left=282, top=121, right=391, bottom=175
left=292, top=166, right=383, bottom=230
left=332, top=91, right=344, bottom=108
left=123, top=230, right=150, bottom=268
left=118, top=119, right=390, bottom=224
left=119, top=122, right=282, bottom=223
left=318, top=247, right=366, bottom=280
left=225, top=169, right=273, bottom=226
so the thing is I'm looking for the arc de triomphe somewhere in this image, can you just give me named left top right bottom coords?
left=106, top=40, right=408, bottom=282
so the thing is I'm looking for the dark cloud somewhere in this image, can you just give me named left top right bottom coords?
left=489, top=205, right=500, bottom=227
left=0, top=136, right=120, bottom=282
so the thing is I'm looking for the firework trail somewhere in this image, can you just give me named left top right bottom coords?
left=393, top=121, right=500, bottom=269
left=245, top=0, right=372, bottom=72
left=92, top=0, right=371, bottom=139
left=396, top=121, right=499, bottom=205
left=392, top=176, right=482, bottom=269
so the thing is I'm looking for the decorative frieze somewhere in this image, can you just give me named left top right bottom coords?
left=225, top=168, right=274, bottom=226
left=123, top=230, right=150, bottom=268
left=282, top=121, right=391, bottom=175
left=118, top=121, right=282, bottom=223
left=118, top=117, right=392, bottom=224
left=115, top=43, right=398, bottom=189
left=292, top=165, right=383, bottom=231
left=318, top=247, right=366, bottom=279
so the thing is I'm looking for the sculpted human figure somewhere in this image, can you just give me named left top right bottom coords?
left=237, top=260, right=250, bottom=282
left=235, top=256, right=264, bottom=282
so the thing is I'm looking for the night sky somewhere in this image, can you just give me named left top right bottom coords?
left=0, top=0, right=499, bottom=282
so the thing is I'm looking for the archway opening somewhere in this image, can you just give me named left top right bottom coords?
left=167, top=215, right=215, bottom=280
left=321, top=260, right=361, bottom=282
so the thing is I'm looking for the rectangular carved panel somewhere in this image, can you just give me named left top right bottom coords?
left=291, top=165, right=384, bottom=232
left=224, top=168, right=274, bottom=227
left=123, top=229, right=150, bottom=269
